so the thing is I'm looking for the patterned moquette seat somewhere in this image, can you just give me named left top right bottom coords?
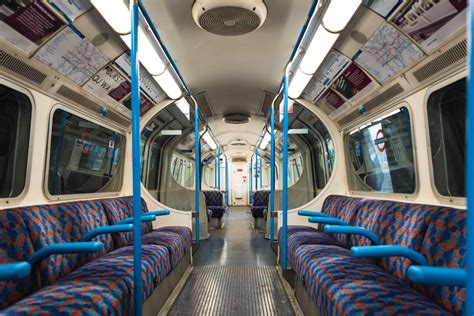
left=251, top=190, right=270, bottom=218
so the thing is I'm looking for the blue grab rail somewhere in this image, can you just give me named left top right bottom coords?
left=118, top=214, right=156, bottom=225
left=147, top=210, right=171, bottom=217
left=81, top=224, right=134, bottom=241
left=351, top=245, right=428, bottom=266
left=323, top=225, right=380, bottom=245
left=0, top=262, right=31, bottom=281
left=407, top=266, right=466, bottom=286
left=298, top=210, right=328, bottom=217
left=308, top=217, right=347, bottom=226
left=28, top=242, right=103, bottom=266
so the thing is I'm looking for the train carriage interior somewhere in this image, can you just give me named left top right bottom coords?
left=0, top=0, right=473, bottom=315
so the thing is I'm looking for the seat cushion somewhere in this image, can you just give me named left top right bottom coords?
left=139, top=230, right=188, bottom=268
left=155, top=226, right=192, bottom=254
left=287, top=231, right=338, bottom=268
left=294, top=245, right=449, bottom=315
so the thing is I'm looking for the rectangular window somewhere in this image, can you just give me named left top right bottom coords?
left=48, top=109, right=124, bottom=196
left=427, top=78, right=465, bottom=197
left=347, top=106, right=415, bottom=194
left=0, top=84, right=32, bottom=198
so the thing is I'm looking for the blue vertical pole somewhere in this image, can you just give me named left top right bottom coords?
left=270, top=102, right=276, bottom=241
left=214, top=156, right=218, bottom=188
left=225, top=157, right=229, bottom=205
left=217, top=146, right=221, bottom=191
left=130, top=1, right=142, bottom=314
left=255, top=148, right=259, bottom=191
left=194, top=104, right=200, bottom=241
left=282, top=75, right=289, bottom=269
left=260, top=158, right=263, bottom=188
left=249, top=161, right=253, bottom=204
left=467, top=3, right=474, bottom=315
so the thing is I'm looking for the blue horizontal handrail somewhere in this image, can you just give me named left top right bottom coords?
left=81, top=224, right=134, bottom=241
left=118, top=214, right=156, bottom=225
left=298, top=210, right=328, bottom=217
left=308, top=217, right=347, bottom=226
left=147, top=210, right=170, bottom=217
left=324, top=225, right=380, bottom=245
left=0, top=262, right=31, bottom=281
left=28, top=242, right=103, bottom=266
left=351, top=245, right=428, bottom=266
left=407, top=266, right=466, bottom=286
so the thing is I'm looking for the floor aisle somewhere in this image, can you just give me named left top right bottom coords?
left=168, top=209, right=295, bottom=315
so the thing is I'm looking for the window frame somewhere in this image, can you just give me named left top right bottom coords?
left=0, top=77, right=35, bottom=207
left=44, top=104, right=125, bottom=201
left=424, top=72, right=467, bottom=205
left=345, top=102, right=419, bottom=199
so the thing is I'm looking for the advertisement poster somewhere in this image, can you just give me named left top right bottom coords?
left=34, top=26, right=108, bottom=85
left=318, top=89, right=345, bottom=111
left=301, top=51, right=350, bottom=102
left=331, top=63, right=377, bottom=104
left=392, top=0, right=467, bottom=52
left=114, top=53, right=167, bottom=104
left=363, top=0, right=401, bottom=18
left=84, top=65, right=131, bottom=105
left=48, top=0, right=92, bottom=21
left=0, top=0, right=64, bottom=54
left=354, top=23, right=424, bottom=83
left=123, top=93, right=155, bottom=116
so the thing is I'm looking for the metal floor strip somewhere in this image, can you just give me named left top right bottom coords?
left=168, top=266, right=295, bottom=316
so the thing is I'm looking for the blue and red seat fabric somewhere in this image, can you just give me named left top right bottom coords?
left=280, top=195, right=466, bottom=315
left=251, top=190, right=270, bottom=218
left=0, top=196, right=191, bottom=313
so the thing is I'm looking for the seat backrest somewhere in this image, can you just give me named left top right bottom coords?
left=202, top=191, right=224, bottom=207
left=14, top=200, right=113, bottom=288
left=417, top=207, right=466, bottom=315
left=252, top=191, right=270, bottom=207
left=100, top=196, right=151, bottom=248
left=0, top=210, right=40, bottom=309
left=321, top=195, right=365, bottom=245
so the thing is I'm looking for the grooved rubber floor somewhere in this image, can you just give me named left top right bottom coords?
left=168, top=266, right=295, bottom=316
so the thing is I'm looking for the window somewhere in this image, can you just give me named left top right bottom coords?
left=48, top=109, right=124, bottom=196
left=347, top=106, right=415, bottom=194
left=0, top=85, right=32, bottom=198
left=427, top=78, right=466, bottom=197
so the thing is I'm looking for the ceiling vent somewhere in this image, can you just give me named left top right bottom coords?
left=224, top=113, right=250, bottom=124
left=192, top=0, right=267, bottom=36
left=230, top=140, right=248, bottom=146
left=0, top=50, right=47, bottom=85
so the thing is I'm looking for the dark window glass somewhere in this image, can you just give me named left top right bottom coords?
left=48, top=109, right=123, bottom=195
left=347, top=106, right=415, bottom=193
left=427, top=79, right=466, bottom=197
left=0, top=85, right=32, bottom=198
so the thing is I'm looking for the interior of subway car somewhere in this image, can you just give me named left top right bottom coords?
left=0, top=0, right=472, bottom=315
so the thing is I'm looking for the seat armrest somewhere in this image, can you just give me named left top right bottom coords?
left=147, top=210, right=170, bottom=217
left=350, top=245, right=427, bottom=265
left=0, top=262, right=31, bottom=281
left=28, top=242, right=103, bottom=266
left=407, top=266, right=466, bottom=286
left=324, top=225, right=380, bottom=245
left=298, top=210, right=328, bottom=217
left=308, top=217, right=347, bottom=226
left=81, top=224, right=134, bottom=241
left=118, top=214, right=157, bottom=225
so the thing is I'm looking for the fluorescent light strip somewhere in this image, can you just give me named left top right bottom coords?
left=154, top=70, right=182, bottom=99
left=201, top=132, right=217, bottom=150
left=121, top=30, right=166, bottom=76
left=176, top=98, right=190, bottom=120
left=323, top=0, right=362, bottom=33
left=300, top=26, right=339, bottom=75
left=91, top=0, right=130, bottom=34
left=259, top=132, right=271, bottom=150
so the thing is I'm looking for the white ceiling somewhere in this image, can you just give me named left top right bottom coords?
left=143, top=0, right=313, bottom=117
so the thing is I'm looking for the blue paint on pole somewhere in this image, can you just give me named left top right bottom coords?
left=249, top=160, right=253, bottom=204
left=217, top=146, right=221, bottom=191
left=225, top=157, right=229, bottom=205
left=270, top=101, right=276, bottom=241
left=282, top=75, right=289, bottom=269
left=130, top=2, right=142, bottom=314
left=467, top=3, right=474, bottom=315
left=255, top=148, right=259, bottom=191
left=194, top=103, right=200, bottom=241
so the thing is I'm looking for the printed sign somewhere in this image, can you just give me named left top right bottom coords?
left=48, top=0, right=92, bottom=20
left=84, top=65, right=131, bottom=104
left=374, top=129, right=388, bottom=152
left=114, top=53, right=167, bottom=103
left=122, top=93, right=154, bottom=116
left=392, top=0, right=467, bottom=52
left=34, top=26, right=109, bottom=85
left=331, top=63, right=375, bottom=102
left=318, top=89, right=345, bottom=111
left=363, top=0, right=401, bottom=18
left=1, top=0, right=64, bottom=54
